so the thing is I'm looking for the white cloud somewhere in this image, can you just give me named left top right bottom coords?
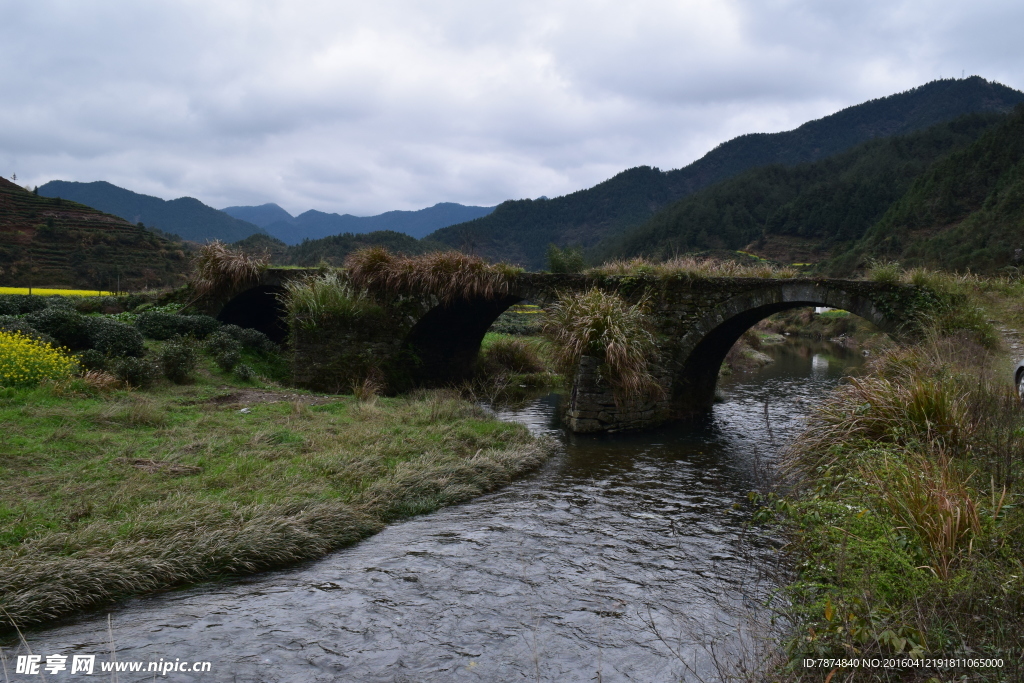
left=1, top=0, right=1021, bottom=216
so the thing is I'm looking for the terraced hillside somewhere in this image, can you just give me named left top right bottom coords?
left=0, top=179, right=190, bottom=290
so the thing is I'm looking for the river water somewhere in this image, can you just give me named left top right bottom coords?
left=5, top=341, right=864, bottom=682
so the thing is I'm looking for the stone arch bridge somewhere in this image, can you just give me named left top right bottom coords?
left=208, top=269, right=918, bottom=433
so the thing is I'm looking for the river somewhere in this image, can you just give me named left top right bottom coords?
left=4, top=340, right=864, bottom=682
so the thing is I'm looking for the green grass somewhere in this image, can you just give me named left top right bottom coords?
left=0, top=355, right=550, bottom=630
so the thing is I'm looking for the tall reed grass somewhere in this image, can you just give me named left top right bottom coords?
left=282, top=270, right=383, bottom=330
left=543, top=288, right=664, bottom=404
left=189, top=240, right=269, bottom=300
left=588, top=255, right=798, bottom=279
left=345, top=247, right=522, bottom=304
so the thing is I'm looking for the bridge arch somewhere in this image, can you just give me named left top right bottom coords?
left=215, top=284, right=289, bottom=343
left=669, top=282, right=900, bottom=413
left=403, top=294, right=523, bottom=385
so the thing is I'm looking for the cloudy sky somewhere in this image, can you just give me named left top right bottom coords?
left=2, top=0, right=1021, bottom=217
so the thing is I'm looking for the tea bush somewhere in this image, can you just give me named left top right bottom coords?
left=87, top=318, right=145, bottom=358
left=25, top=307, right=93, bottom=350
left=111, top=357, right=158, bottom=389
left=160, top=337, right=199, bottom=384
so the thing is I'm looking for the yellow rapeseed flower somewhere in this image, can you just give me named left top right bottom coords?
left=0, top=331, right=79, bottom=387
left=0, top=287, right=114, bottom=296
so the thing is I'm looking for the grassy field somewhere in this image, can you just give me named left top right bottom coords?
left=0, top=355, right=551, bottom=630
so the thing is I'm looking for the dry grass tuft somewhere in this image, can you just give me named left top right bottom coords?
left=345, top=247, right=522, bottom=304
left=543, top=288, right=664, bottom=405
left=81, top=370, right=122, bottom=392
left=189, top=240, right=269, bottom=300
left=589, top=255, right=798, bottom=279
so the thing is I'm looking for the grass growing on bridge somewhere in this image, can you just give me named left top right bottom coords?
left=588, top=255, right=799, bottom=279
left=543, top=288, right=664, bottom=405
left=0, top=359, right=551, bottom=630
left=345, top=247, right=522, bottom=304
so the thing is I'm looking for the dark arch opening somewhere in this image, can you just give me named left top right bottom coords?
left=403, top=295, right=523, bottom=386
left=217, top=285, right=289, bottom=343
left=673, top=301, right=884, bottom=414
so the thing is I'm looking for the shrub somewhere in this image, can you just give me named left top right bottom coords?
left=160, top=338, right=199, bottom=384
left=215, top=349, right=241, bottom=372
left=0, top=330, right=78, bottom=387
left=543, top=288, right=663, bottom=404
left=0, top=317, right=57, bottom=347
left=234, top=363, right=256, bottom=382
left=111, top=357, right=158, bottom=389
left=86, top=317, right=145, bottom=358
left=75, top=349, right=108, bottom=372
left=136, top=312, right=220, bottom=340
left=204, top=330, right=241, bottom=356
left=547, top=244, right=586, bottom=273
left=233, top=327, right=276, bottom=353
left=0, top=295, right=48, bottom=315
left=24, top=307, right=93, bottom=350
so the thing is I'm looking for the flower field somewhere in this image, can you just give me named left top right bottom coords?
left=0, top=287, right=114, bottom=297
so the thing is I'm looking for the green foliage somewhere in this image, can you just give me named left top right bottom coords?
left=159, top=337, right=200, bottom=384
left=546, top=244, right=586, bottom=273
left=0, top=295, right=48, bottom=315
left=0, top=317, right=57, bottom=347
left=110, top=357, right=159, bottom=389
left=135, top=312, right=220, bottom=340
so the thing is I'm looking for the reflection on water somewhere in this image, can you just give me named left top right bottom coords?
left=7, top=340, right=864, bottom=682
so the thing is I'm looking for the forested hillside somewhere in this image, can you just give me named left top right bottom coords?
left=428, top=77, right=1024, bottom=269
left=594, top=113, right=1006, bottom=263
left=0, top=179, right=190, bottom=290
left=830, top=106, right=1024, bottom=273
left=38, top=180, right=264, bottom=243
left=223, top=202, right=496, bottom=244
left=232, top=230, right=433, bottom=266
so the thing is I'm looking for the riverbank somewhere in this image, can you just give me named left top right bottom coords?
left=0, top=365, right=551, bottom=631
left=770, top=274, right=1024, bottom=681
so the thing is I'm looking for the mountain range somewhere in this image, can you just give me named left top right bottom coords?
left=37, top=181, right=265, bottom=243
left=427, top=77, right=1024, bottom=269
left=221, top=202, right=496, bottom=244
